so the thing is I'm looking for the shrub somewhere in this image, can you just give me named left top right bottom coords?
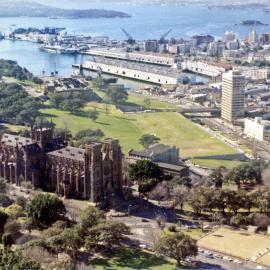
left=168, top=225, right=177, bottom=232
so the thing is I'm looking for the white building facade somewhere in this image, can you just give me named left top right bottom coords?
left=244, top=117, right=270, bottom=141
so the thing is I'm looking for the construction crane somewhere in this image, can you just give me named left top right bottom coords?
left=92, top=56, right=103, bottom=78
left=121, top=28, right=136, bottom=45
left=159, top=28, right=172, bottom=44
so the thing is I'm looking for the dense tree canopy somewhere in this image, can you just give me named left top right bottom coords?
left=86, top=221, right=130, bottom=251
left=27, top=194, right=66, bottom=228
left=0, top=249, right=41, bottom=270
left=106, top=86, right=128, bottom=104
left=225, top=160, right=268, bottom=188
left=79, top=206, right=105, bottom=230
left=0, top=83, right=42, bottom=125
left=0, top=59, right=34, bottom=81
left=49, top=90, right=101, bottom=114
left=139, top=134, right=160, bottom=148
left=156, top=233, right=198, bottom=266
left=129, top=160, right=162, bottom=181
left=74, top=128, right=105, bottom=147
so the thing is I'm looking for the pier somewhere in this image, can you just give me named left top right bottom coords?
left=74, top=57, right=182, bottom=85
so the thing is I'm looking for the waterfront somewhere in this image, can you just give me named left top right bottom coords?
left=0, top=3, right=269, bottom=77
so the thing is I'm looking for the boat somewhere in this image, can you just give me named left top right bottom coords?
left=60, top=46, right=81, bottom=54
left=39, top=44, right=62, bottom=53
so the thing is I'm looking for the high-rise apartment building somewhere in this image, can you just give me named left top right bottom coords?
left=221, top=70, right=245, bottom=122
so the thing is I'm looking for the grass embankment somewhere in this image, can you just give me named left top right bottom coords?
left=41, top=94, right=240, bottom=169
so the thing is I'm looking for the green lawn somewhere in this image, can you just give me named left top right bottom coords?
left=127, top=94, right=177, bottom=110
left=94, top=89, right=177, bottom=110
left=41, top=98, right=240, bottom=168
left=93, top=248, right=176, bottom=270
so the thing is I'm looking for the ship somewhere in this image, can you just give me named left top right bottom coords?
left=39, top=44, right=82, bottom=54
left=39, top=44, right=62, bottom=53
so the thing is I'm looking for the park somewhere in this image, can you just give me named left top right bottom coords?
left=41, top=92, right=239, bottom=169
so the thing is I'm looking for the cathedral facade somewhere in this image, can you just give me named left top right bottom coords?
left=0, top=128, right=123, bottom=202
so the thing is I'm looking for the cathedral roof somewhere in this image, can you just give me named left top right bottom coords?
left=1, top=134, right=33, bottom=147
left=47, top=146, right=85, bottom=161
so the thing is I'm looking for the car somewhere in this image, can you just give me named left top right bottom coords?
left=213, top=253, right=222, bottom=259
left=205, top=254, right=214, bottom=259
left=223, top=256, right=233, bottom=261
left=233, top=259, right=243, bottom=264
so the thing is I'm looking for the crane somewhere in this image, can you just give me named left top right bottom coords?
left=92, top=56, right=103, bottom=78
left=121, top=28, right=136, bottom=45
left=160, top=28, right=172, bottom=44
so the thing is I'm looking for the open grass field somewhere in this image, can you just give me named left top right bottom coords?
left=41, top=94, right=240, bottom=168
left=93, top=248, right=176, bottom=270
left=198, top=227, right=270, bottom=262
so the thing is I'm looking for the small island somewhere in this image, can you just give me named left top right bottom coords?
left=0, top=1, right=130, bottom=19
left=239, top=20, right=268, bottom=26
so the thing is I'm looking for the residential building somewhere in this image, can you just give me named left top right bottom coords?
left=128, top=144, right=189, bottom=178
left=250, top=68, right=270, bottom=80
left=247, top=30, right=259, bottom=44
left=221, top=70, right=245, bottom=122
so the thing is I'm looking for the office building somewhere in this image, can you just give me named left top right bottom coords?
left=221, top=70, right=245, bottom=122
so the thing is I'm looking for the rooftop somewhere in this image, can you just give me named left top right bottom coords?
left=48, top=146, right=85, bottom=161
left=129, top=144, right=176, bottom=158
left=1, top=134, right=33, bottom=147
left=86, top=57, right=180, bottom=78
left=156, top=161, right=187, bottom=171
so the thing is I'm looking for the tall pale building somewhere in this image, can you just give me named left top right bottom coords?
left=221, top=70, right=245, bottom=122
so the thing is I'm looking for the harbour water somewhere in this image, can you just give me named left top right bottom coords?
left=0, top=3, right=269, bottom=77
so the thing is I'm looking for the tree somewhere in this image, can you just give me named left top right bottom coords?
left=225, top=160, right=267, bottom=188
left=74, top=129, right=104, bottom=141
left=49, top=93, right=65, bottom=108
left=139, top=134, right=160, bottom=148
left=156, top=233, right=198, bottom=266
left=0, top=178, right=7, bottom=193
left=253, top=214, right=270, bottom=230
left=88, top=109, right=99, bottom=122
left=144, top=98, right=151, bottom=108
left=53, top=128, right=72, bottom=141
left=61, top=99, right=84, bottom=114
left=0, top=210, right=8, bottom=237
left=86, top=221, right=130, bottom=251
left=74, top=129, right=105, bottom=147
left=171, top=186, right=189, bottom=211
left=51, top=227, right=84, bottom=259
left=138, top=178, right=159, bottom=199
left=4, top=204, right=23, bottom=219
left=27, top=194, right=66, bottom=228
left=16, top=196, right=27, bottom=209
left=79, top=206, right=105, bottom=231
left=230, top=213, right=247, bottom=228
left=0, top=249, right=41, bottom=270
left=149, top=181, right=170, bottom=202
left=4, top=220, right=21, bottom=241
left=128, top=160, right=162, bottom=182
left=171, top=176, right=192, bottom=189
left=2, top=233, right=14, bottom=249
left=210, top=168, right=224, bottom=188
left=0, top=194, right=14, bottom=207
left=107, top=86, right=128, bottom=104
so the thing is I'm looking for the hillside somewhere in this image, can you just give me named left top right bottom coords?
left=0, top=1, right=130, bottom=18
